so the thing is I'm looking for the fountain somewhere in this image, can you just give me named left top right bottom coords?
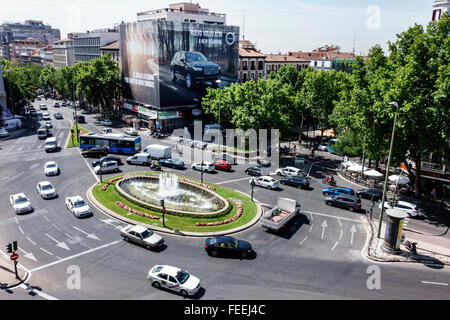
left=115, top=173, right=229, bottom=217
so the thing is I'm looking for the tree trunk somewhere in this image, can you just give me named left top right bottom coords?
left=368, top=159, right=372, bottom=169
left=298, top=115, right=304, bottom=143
left=414, top=153, right=422, bottom=199
left=375, top=160, right=379, bottom=171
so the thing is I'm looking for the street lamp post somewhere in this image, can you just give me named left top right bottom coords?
left=6, top=69, right=13, bottom=114
left=377, top=101, right=400, bottom=238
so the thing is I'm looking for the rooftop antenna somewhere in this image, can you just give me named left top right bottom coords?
left=242, top=11, right=245, bottom=40
left=353, top=34, right=356, bottom=55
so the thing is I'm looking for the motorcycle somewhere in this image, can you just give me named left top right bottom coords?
left=150, top=162, right=161, bottom=171
left=322, top=177, right=336, bottom=186
left=404, top=240, right=417, bottom=254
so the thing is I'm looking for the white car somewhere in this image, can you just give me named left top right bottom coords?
left=317, top=144, right=329, bottom=151
left=379, top=200, right=422, bottom=218
left=249, top=176, right=280, bottom=190
left=0, top=127, right=9, bottom=137
left=10, top=193, right=33, bottom=214
left=65, top=196, right=92, bottom=218
left=44, top=121, right=52, bottom=128
left=191, top=162, right=215, bottom=172
left=125, top=128, right=138, bottom=136
left=44, top=161, right=60, bottom=176
left=147, top=265, right=201, bottom=297
left=101, top=119, right=112, bottom=126
left=275, top=166, right=304, bottom=177
left=42, top=112, right=50, bottom=120
left=100, top=128, right=112, bottom=135
left=94, top=160, right=120, bottom=175
left=36, top=181, right=57, bottom=199
left=120, top=225, right=164, bottom=250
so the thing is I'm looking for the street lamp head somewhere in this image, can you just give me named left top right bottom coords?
left=389, top=101, right=399, bottom=108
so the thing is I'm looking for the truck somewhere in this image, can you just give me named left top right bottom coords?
left=260, top=197, right=300, bottom=232
left=143, top=144, right=171, bottom=159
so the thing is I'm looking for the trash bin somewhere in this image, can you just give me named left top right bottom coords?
left=383, top=208, right=409, bottom=253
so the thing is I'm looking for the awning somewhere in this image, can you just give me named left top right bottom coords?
left=388, top=175, right=410, bottom=185
left=363, top=169, right=383, bottom=177
left=347, top=164, right=368, bottom=172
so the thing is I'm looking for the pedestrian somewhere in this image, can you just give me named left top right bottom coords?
left=431, top=188, right=436, bottom=200
left=293, top=144, right=296, bottom=154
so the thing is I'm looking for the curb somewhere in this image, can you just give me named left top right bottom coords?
left=86, top=182, right=263, bottom=238
left=0, top=271, right=30, bottom=291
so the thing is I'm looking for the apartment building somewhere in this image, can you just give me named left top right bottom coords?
left=239, top=40, right=266, bottom=82
left=53, top=38, right=75, bottom=68
left=74, top=29, right=119, bottom=63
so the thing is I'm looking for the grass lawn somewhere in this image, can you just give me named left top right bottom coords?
left=66, top=121, right=90, bottom=148
left=92, top=172, right=258, bottom=233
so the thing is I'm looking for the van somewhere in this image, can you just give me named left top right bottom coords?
left=126, top=152, right=152, bottom=165
left=143, top=144, right=171, bottom=159
left=44, top=137, right=57, bottom=152
left=37, top=127, right=49, bottom=140
left=39, top=104, right=47, bottom=110
left=1, top=119, right=22, bottom=131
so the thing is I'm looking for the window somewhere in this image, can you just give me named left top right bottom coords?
left=258, top=61, right=263, bottom=70
left=157, top=274, right=168, bottom=281
left=242, top=61, right=248, bottom=70
left=168, top=276, right=177, bottom=283
left=250, top=61, right=255, bottom=70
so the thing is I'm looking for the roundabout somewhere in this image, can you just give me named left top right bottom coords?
left=89, top=171, right=261, bottom=235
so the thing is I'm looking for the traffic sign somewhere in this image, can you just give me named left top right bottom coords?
left=10, top=253, right=18, bottom=261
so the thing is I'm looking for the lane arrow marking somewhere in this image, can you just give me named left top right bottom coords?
left=350, top=225, right=357, bottom=245
left=72, top=226, right=101, bottom=241
left=321, top=220, right=328, bottom=240
left=45, top=234, right=70, bottom=251
left=18, top=247, right=37, bottom=262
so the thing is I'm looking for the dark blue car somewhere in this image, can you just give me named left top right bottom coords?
left=205, top=236, right=252, bottom=258
left=159, top=158, right=185, bottom=169
left=322, top=187, right=355, bottom=196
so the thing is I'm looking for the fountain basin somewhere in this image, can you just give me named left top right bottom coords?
left=114, top=174, right=230, bottom=218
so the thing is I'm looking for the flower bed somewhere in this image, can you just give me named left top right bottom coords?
left=116, top=201, right=160, bottom=219
left=195, top=201, right=242, bottom=226
left=102, top=177, right=122, bottom=191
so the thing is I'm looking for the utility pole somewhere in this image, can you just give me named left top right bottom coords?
left=361, top=134, right=366, bottom=180
left=377, top=102, right=399, bottom=238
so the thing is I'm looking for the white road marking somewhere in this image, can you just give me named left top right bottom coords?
left=18, top=226, right=24, bottom=234
left=42, top=215, right=50, bottom=222
left=72, top=226, right=101, bottom=240
left=52, top=224, right=61, bottom=231
left=19, top=284, right=58, bottom=300
left=15, top=216, right=19, bottom=224
left=321, top=220, right=328, bottom=240
left=45, top=234, right=70, bottom=251
left=40, top=247, right=54, bottom=256
left=421, top=281, right=448, bottom=286
left=27, top=237, right=36, bottom=245
left=299, top=235, right=308, bottom=246
left=350, top=225, right=357, bottom=245
left=18, top=248, right=37, bottom=262
left=302, top=210, right=362, bottom=223
left=29, top=240, right=121, bottom=273
left=215, top=177, right=251, bottom=185
left=76, top=147, right=100, bottom=182
left=337, top=218, right=342, bottom=227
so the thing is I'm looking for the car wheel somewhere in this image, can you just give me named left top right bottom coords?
left=211, top=250, right=218, bottom=257
left=241, top=251, right=248, bottom=259
left=349, top=207, right=354, bottom=212
left=326, top=201, right=332, bottom=206
left=180, top=290, right=189, bottom=297
left=152, top=281, right=161, bottom=289
left=186, top=73, right=192, bottom=89
left=114, top=168, right=119, bottom=173
left=124, top=236, right=129, bottom=242
left=82, top=154, right=87, bottom=158
left=267, top=186, right=272, bottom=190
left=277, top=172, right=281, bottom=176
left=145, top=244, right=152, bottom=250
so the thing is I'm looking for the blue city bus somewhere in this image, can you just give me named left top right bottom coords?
left=79, top=133, right=141, bottom=155
left=327, top=138, right=339, bottom=154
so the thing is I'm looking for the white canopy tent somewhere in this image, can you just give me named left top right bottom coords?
left=388, top=175, right=410, bottom=185
left=347, top=164, right=369, bottom=172
left=341, top=161, right=358, bottom=168
left=363, top=169, right=383, bottom=178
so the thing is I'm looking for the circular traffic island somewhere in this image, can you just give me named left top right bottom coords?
left=91, top=171, right=260, bottom=234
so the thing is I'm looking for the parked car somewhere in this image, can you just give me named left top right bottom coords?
left=0, top=127, right=9, bottom=137
left=322, top=187, right=355, bottom=196
left=60, top=102, right=67, bottom=107
left=1, top=119, right=22, bottom=131
left=92, top=156, right=123, bottom=167
left=125, top=128, right=138, bottom=136
left=10, top=193, right=33, bottom=214
left=245, top=166, right=263, bottom=176
left=356, top=188, right=383, bottom=202
left=275, top=166, right=305, bottom=177
left=54, top=113, right=63, bottom=119
left=44, top=161, right=60, bottom=176
left=81, top=147, right=109, bottom=158
left=205, top=236, right=252, bottom=258
left=325, top=195, right=362, bottom=212
left=379, top=200, right=422, bottom=218
left=36, top=181, right=57, bottom=199
left=53, top=102, right=60, bottom=107
left=159, top=158, right=185, bottom=169
left=120, top=225, right=164, bottom=250
left=39, top=104, right=47, bottom=110
left=101, top=119, right=112, bottom=126
left=191, top=162, right=215, bottom=172
left=317, top=144, right=329, bottom=151
left=249, top=176, right=279, bottom=190
left=94, top=160, right=119, bottom=175
left=170, top=51, right=220, bottom=89
left=65, top=196, right=92, bottom=218
left=147, top=265, right=201, bottom=297
left=279, top=176, right=310, bottom=189
left=211, top=160, right=231, bottom=171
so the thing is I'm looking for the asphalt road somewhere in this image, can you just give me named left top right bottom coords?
left=0, top=99, right=449, bottom=300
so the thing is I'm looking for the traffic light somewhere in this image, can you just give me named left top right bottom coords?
left=12, top=241, right=17, bottom=252
left=160, top=200, right=165, bottom=208
left=6, top=243, right=12, bottom=253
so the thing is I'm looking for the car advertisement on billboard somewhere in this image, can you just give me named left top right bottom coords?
left=120, top=20, right=239, bottom=108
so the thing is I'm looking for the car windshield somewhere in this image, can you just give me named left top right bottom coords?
left=42, top=184, right=53, bottom=190
left=74, top=200, right=86, bottom=208
left=186, top=52, right=207, bottom=62
left=141, top=229, right=153, bottom=239
left=15, top=197, right=28, bottom=204
left=175, top=270, right=190, bottom=284
left=46, top=163, right=56, bottom=168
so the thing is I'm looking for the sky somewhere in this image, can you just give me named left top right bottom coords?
left=1, top=0, right=433, bottom=55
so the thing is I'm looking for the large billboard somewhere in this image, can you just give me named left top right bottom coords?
left=120, top=20, right=239, bottom=108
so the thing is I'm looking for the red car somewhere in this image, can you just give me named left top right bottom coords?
left=212, top=160, right=231, bottom=171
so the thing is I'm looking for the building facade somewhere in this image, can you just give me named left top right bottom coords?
left=74, top=29, right=119, bottom=63
left=53, top=38, right=75, bottom=69
left=239, top=40, right=266, bottom=82
left=100, top=40, right=120, bottom=64
left=265, top=54, right=309, bottom=78
left=137, top=2, right=226, bottom=25
left=7, top=39, right=45, bottom=63
left=432, top=0, right=450, bottom=21
left=0, top=20, right=60, bottom=60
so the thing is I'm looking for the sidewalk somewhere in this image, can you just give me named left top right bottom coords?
left=0, top=254, right=29, bottom=290
left=362, top=216, right=450, bottom=265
